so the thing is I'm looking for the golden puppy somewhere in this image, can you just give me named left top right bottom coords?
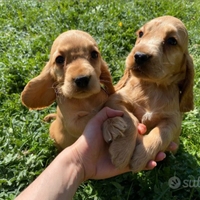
left=103, top=16, right=194, bottom=172
left=21, top=30, right=114, bottom=150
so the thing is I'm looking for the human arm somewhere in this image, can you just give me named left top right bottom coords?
left=15, top=107, right=177, bottom=200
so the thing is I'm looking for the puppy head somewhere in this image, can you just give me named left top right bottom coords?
left=21, top=30, right=114, bottom=109
left=125, top=16, right=194, bottom=111
left=50, top=30, right=103, bottom=99
left=126, top=16, right=189, bottom=82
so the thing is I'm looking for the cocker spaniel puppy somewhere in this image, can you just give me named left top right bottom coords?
left=103, top=16, right=194, bottom=172
left=21, top=30, right=114, bottom=150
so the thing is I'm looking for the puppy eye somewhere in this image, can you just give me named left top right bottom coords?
left=138, top=31, right=144, bottom=38
left=91, top=51, right=98, bottom=59
left=55, top=56, right=65, bottom=64
left=167, top=37, right=177, bottom=45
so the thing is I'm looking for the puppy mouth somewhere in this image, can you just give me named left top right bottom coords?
left=133, top=64, right=142, bottom=71
left=72, top=87, right=101, bottom=99
left=75, top=88, right=90, bottom=94
left=65, top=83, right=101, bottom=99
left=54, top=82, right=92, bottom=99
left=60, top=89, right=93, bottom=99
left=132, top=64, right=146, bottom=74
left=131, top=63, right=154, bottom=81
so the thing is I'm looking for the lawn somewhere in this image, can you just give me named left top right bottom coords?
left=0, top=0, right=200, bottom=199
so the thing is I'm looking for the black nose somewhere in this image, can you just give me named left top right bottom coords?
left=134, top=52, right=150, bottom=65
left=74, top=76, right=90, bottom=88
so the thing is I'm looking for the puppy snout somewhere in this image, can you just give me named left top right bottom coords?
left=74, top=76, right=91, bottom=88
left=134, top=52, right=150, bottom=65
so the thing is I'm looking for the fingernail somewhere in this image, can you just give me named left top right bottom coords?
left=140, top=124, right=147, bottom=133
left=153, top=161, right=157, bottom=167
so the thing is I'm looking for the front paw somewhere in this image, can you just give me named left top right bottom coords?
left=129, top=143, right=151, bottom=173
left=43, top=113, right=57, bottom=122
left=107, top=121, right=138, bottom=169
left=109, top=135, right=137, bottom=169
left=129, top=135, right=162, bottom=173
left=102, top=116, right=127, bottom=143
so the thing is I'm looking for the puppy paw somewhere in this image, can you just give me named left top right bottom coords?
left=129, top=143, right=150, bottom=173
left=102, top=117, right=127, bottom=143
left=109, top=136, right=136, bottom=169
left=107, top=123, right=138, bottom=169
left=129, top=135, right=163, bottom=173
left=43, top=113, right=57, bottom=122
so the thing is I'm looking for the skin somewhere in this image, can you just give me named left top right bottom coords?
left=15, top=107, right=177, bottom=200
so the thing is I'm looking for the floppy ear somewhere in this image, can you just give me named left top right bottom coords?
left=179, top=54, right=195, bottom=112
left=114, top=68, right=131, bottom=91
left=100, top=59, right=115, bottom=95
left=21, top=62, right=56, bottom=110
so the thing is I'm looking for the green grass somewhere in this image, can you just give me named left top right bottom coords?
left=0, top=0, right=200, bottom=199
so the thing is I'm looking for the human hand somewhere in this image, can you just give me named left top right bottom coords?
left=71, top=107, right=177, bottom=181
left=15, top=107, right=177, bottom=200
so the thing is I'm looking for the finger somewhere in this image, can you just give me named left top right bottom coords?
left=154, top=152, right=166, bottom=162
left=144, top=160, right=157, bottom=170
left=138, top=123, right=147, bottom=135
left=166, top=142, right=178, bottom=151
left=144, top=152, right=167, bottom=170
left=91, top=107, right=124, bottom=125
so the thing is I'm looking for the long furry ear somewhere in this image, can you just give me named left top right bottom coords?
left=179, top=54, right=195, bottom=112
left=21, top=62, right=56, bottom=110
left=100, top=59, right=115, bottom=95
left=114, top=68, right=131, bottom=91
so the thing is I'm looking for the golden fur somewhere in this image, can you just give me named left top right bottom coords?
left=103, top=16, right=194, bottom=172
left=21, top=30, right=114, bottom=150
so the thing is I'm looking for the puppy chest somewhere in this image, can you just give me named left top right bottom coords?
left=142, top=111, right=153, bottom=122
left=61, top=105, right=99, bottom=134
left=61, top=110, right=96, bottom=138
left=140, top=111, right=162, bottom=129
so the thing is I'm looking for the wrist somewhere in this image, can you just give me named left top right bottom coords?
left=59, top=146, right=85, bottom=195
left=15, top=146, right=85, bottom=200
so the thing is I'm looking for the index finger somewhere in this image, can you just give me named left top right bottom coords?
left=91, top=107, right=124, bottom=125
